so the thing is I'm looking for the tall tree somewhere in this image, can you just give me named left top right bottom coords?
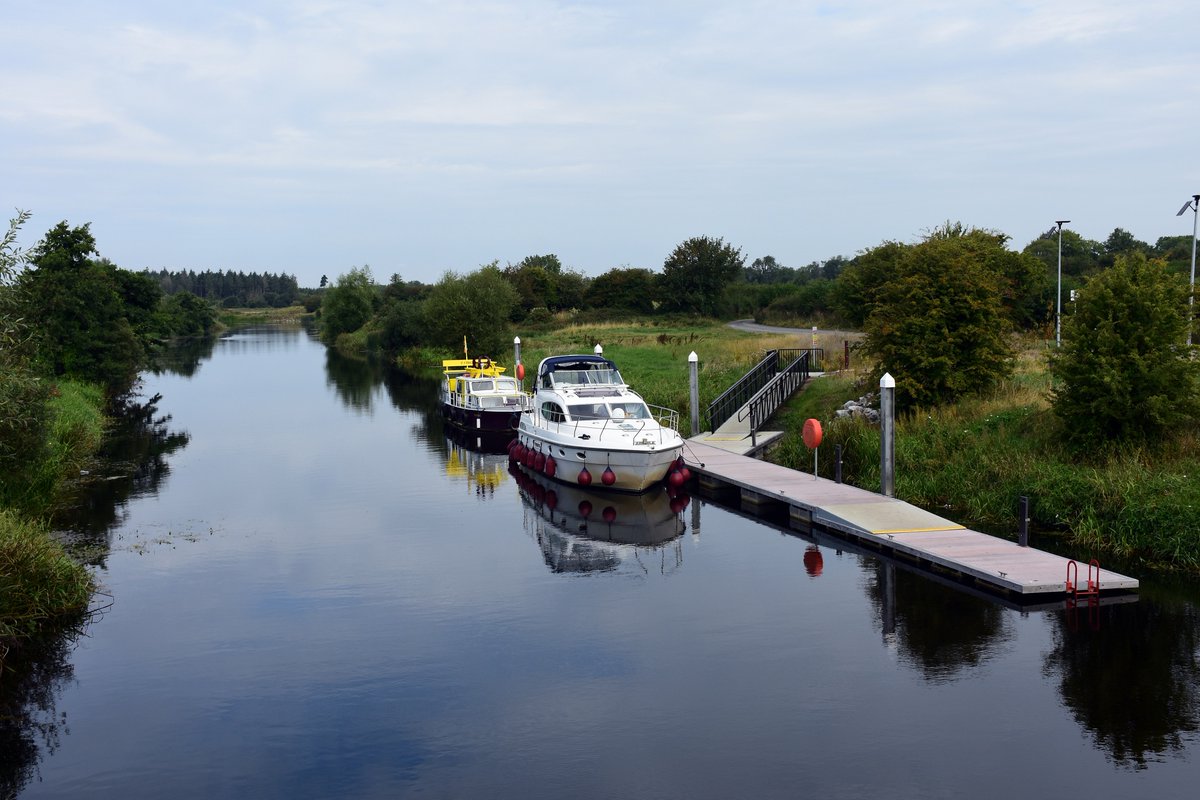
left=19, top=222, right=141, bottom=392
left=584, top=267, right=657, bottom=313
left=423, top=263, right=519, bottom=357
left=1049, top=253, right=1200, bottom=449
left=319, top=266, right=377, bottom=343
left=860, top=226, right=1014, bottom=408
left=658, top=236, right=745, bottom=316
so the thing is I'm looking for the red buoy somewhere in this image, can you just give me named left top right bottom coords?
left=578, top=500, right=592, bottom=517
left=602, top=506, right=616, bottom=523
left=680, top=466, right=692, bottom=482
left=578, top=467, right=592, bottom=486
left=534, top=452, right=545, bottom=471
left=803, top=546, right=824, bottom=577
left=516, top=362, right=525, bottom=381
left=545, top=490, right=557, bottom=510
left=544, top=455, right=556, bottom=478
left=668, top=470, right=684, bottom=488
left=601, top=466, right=616, bottom=486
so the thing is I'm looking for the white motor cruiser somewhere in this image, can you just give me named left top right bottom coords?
left=512, top=352, right=685, bottom=492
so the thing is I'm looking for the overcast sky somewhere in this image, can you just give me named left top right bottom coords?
left=5, top=1, right=1198, bottom=288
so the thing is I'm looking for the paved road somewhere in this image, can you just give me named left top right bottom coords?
left=726, top=319, right=861, bottom=339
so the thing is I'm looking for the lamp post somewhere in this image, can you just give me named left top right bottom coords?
left=1176, top=194, right=1199, bottom=346
left=1055, top=220, right=1070, bottom=347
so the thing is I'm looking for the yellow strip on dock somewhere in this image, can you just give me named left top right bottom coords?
left=871, top=525, right=966, bottom=535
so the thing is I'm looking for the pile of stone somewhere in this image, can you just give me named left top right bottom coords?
left=834, top=392, right=879, bottom=423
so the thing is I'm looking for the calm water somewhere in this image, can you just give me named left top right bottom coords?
left=4, top=326, right=1199, bottom=799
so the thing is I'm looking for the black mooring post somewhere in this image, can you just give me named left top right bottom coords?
left=834, top=444, right=843, bottom=484
left=1019, top=495, right=1030, bottom=547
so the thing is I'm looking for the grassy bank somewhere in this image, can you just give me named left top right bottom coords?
left=1, top=380, right=102, bottom=646
left=769, top=343, right=1200, bottom=573
left=215, top=305, right=311, bottom=328
left=0, top=511, right=93, bottom=641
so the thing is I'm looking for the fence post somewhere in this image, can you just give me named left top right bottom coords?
left=880, top=373, right=895, bottom=498
left=688, top=351, right=700, bottom=436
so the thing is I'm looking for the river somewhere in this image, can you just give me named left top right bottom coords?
left=3, top=325, right=1198, bottom=799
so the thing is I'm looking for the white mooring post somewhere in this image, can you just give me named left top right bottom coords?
left=880, top=372, right=895, bottom=498
left=688, top=351, right=700, bottom=436
left=513, top=336, right=521, bottom=370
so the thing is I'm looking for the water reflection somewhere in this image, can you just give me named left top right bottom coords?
left=862, top=560, right=1013, bottom=683
left=54, top=392, right=190, bottom=567
left=443, top=431, right=511, bottom=501
left=1045, top=599, right=1200, bottom=769
left=144, top=335, right=218, bottom=378
left=0, top=621, right=84, bottom=798
left=512, top=463, right=688, bottom=575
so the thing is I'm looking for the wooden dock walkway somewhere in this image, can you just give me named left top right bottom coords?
left=682, top=438, right=1139, bottom=600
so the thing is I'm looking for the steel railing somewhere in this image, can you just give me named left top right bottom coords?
left=743, top=351, right=811, bottom=446
left=706, top=348, right=822, bottom=431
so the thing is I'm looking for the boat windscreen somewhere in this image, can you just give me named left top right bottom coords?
left=550, top=367, right=623, bottom=387
left=495, top=378, right=519, bottom=391
left=568, top=403, right=610, bottom=420
left=609, top=401, right=650, bottom=420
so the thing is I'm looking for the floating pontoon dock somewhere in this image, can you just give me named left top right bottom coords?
left=683, top=439, right=1139, bottom=600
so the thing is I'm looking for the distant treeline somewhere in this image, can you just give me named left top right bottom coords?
left=143, top=269, right=300, bottom=308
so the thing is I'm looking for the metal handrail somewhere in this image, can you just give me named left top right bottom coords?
left=706, top=350, right=779, bottom=431
left=707, top=348, right=823, bottom=431
left=743, top=351, right=811, bottom=444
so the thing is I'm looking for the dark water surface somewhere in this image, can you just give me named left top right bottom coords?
left=5, top=326, right=1199, bottom=799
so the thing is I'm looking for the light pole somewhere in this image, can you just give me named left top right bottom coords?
left=1055, top=220, right=1070, bottom=347
left=1176, top=194, right=1199, bottom=346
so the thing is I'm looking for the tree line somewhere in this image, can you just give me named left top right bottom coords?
left=318, top=222, right=1199, bottom=451
left=144, top=268, right=300, bottom=308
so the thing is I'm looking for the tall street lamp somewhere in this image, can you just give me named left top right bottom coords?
left=1055, top=220, right=1070, bottom=347
left=1176, top=194, right=1199, bottom=346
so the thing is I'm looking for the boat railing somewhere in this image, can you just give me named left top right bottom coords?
left=527, top=404, right=681, bottom=445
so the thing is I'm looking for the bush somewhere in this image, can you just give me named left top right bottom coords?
left=1049, top=253, right=1200, bottom=450
left=0, top=510, right=93, bottom=641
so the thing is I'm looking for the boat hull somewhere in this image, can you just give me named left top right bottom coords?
left=514, top=420, right=683, bottom=493
left=442, top=403, right=523, bottom=434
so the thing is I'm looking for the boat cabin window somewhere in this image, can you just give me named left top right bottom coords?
left=608, top=401, right=650, bottom=420
left=470, top=379, right=494, bottom=392
left=540, top=401, right=566, bottom=423
left=568, top=403, right=609, bottom=421
left=495, top=378, right=518, bottom=392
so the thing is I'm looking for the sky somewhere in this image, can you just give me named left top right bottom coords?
left=4, top=0, right=1198, bottom=288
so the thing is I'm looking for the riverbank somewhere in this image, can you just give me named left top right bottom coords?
left=0, top=380, right=103, bottom=645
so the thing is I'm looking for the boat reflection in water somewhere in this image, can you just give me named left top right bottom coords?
left=511, top=461, right=691, bottom=575
left=444, top=429, right=513, bottom=500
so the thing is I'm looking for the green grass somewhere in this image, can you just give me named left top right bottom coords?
left=1, top=380, right=102, bottom=644
left=0, top=510, right=93, bottom=642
